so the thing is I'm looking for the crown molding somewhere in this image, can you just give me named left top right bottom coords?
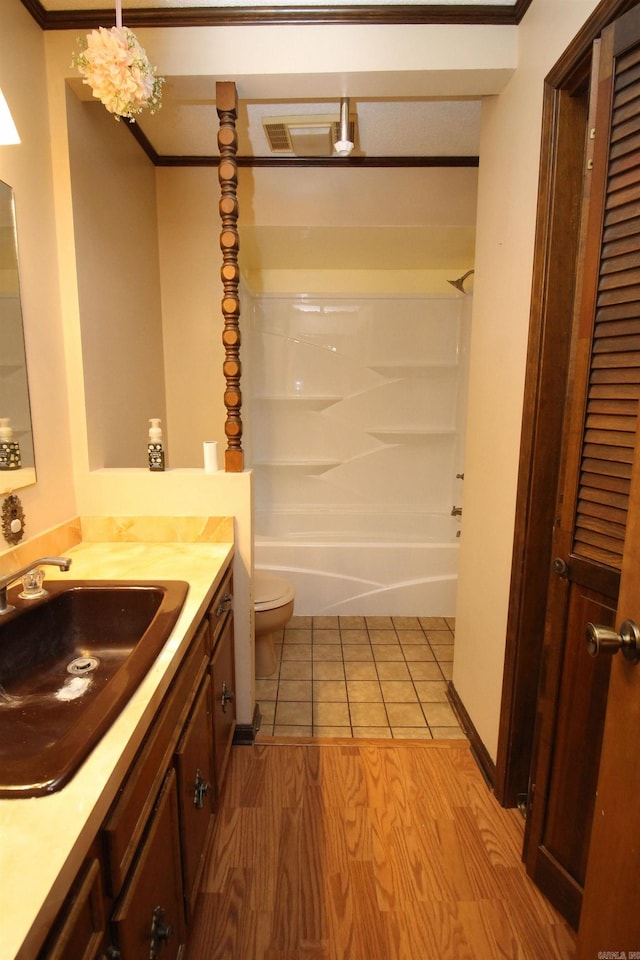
left=21, top=1, right=531, bottom=30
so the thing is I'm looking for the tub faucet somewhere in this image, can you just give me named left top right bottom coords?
left=451, top=506, right=463, bottom=518
left=0, top=556, right=72, bottom=615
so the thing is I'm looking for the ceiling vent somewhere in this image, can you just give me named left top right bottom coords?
left=263, top=114, right=357, bottom=157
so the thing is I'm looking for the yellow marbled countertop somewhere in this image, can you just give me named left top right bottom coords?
left=0, top=539, right=234, bottom=960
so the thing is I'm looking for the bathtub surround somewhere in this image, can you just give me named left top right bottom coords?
left=256, top=530, right=459, bottom=616
left=249, top=292, right=470, bottom=615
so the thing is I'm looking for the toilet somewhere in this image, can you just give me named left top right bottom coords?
left=254, top=571, right=295, bottom=677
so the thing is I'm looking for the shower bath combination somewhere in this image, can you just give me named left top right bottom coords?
left=249, top=291, right=472, bottom=616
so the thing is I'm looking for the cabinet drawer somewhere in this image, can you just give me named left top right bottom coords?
left=210, top=614, right=236, bottom=795
left=39, top=857, right=106, bottom=960
left=208, top=566, right=233, bottom=655
left=175, top=674, right=215, bottom=918
left=111, top=768, right=185, bottom=960
left=103, top=619, right=209, bottom=896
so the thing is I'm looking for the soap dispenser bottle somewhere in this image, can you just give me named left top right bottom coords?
left=148, top=418, right=165, bottom=471
left=0, top=418, right=21, bottom=470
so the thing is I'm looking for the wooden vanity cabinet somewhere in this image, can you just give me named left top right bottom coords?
left=39, top=855, right=107, bottom=960
left=205, top=564, right=236, bottom=798
left=37, top=560, right=236, bottom=960
left=102, top=618, right=210, bottom=898
left=111, top=769, right=185, bottom=960
left=210, top=612, right=236, bottom=795
left=174, top=673, right=215, bottom=918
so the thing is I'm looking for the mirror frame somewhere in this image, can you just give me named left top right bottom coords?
left=0, top=179, right=36, bottom=490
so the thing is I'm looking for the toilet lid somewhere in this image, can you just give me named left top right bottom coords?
left=254, top=572, right=295, bottom=608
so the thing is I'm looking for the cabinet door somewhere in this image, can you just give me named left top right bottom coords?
left=40, top=858, right=106, bottom=960
left=210, top=614, right=236, bottom=795
left=111, top=769, right=185, bottom=960
left=208, top=568, right=233, bottom=657
left=174, top=675, right=215, bottom=918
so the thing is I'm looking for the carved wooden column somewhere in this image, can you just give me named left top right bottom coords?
left=217, top=81, right=243, bottom=472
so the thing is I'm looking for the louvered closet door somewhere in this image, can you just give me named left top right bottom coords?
left=524, top=11, right=640, bottom=931
left=576, top=47, right=640, bottom=566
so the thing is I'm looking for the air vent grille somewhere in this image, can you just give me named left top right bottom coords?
left=263, top=114, right=357, bottom=156
left=264, top=122, right=290, bottom=152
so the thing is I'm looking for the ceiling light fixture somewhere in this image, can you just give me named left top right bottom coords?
left=0, top=89, right=20, bottom=146
left=333, top=97, right=354, bottom=157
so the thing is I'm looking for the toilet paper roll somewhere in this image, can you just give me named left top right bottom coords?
left=203, top=441, right=219, bottom=473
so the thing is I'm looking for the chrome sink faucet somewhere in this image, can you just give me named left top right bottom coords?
left=0, top=556, right=72, bottom=615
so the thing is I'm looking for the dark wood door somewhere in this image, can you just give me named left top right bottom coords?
left=524, top=4, right=640, bottom=929
left=576, top=405, right=640, bottom=954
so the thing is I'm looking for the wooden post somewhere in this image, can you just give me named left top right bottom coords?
left=217, top=81, right=243, bottom=472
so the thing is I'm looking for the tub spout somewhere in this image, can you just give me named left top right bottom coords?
left=451, top=506, right=463, bottom=518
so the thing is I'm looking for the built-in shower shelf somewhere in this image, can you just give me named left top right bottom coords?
left=369, top=363, right=457, bottom=379
left=252, top=459, right=340, bottom=475
left=253, top=395, right=342, bottom=411
left=368, top=428, right=457, bottom=442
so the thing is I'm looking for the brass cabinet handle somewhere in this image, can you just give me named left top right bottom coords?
left=193, top=768, right=210, bottom=809
left=149, top=905, right=173, bottom=958
left=216, top=593, right=232, bottom=618
left=221, top=681, right=235, bottom=713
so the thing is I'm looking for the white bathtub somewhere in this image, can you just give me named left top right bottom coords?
left=254, top=510, right=459, bottom=616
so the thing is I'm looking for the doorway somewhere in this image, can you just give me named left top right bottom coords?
left=497, top=0, right=640, bottom=930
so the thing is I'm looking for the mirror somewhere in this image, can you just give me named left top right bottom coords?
left=0, top=180, right=35, bottom=488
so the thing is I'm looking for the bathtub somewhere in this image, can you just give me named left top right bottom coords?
left=254, top=509, right=459, bottom=616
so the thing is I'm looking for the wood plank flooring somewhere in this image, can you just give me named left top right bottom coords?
left=185, top=741, right=576, bottom=960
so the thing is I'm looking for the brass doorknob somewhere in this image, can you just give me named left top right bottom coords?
left=586, top=619, right=640, bottom=664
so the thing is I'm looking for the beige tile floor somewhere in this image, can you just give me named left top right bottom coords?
left=255, top=614, right=467, bottom=740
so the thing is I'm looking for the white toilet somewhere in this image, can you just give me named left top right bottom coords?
left=254, top=571, right=295, bottom=677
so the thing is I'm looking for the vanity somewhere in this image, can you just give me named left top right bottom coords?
left=0, top=539, right=236, bottom=960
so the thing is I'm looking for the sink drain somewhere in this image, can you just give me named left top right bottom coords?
left=67, top=656, right=100, bottom=676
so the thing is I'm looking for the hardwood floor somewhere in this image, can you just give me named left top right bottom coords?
left=186, top=741, right=575, bottom=960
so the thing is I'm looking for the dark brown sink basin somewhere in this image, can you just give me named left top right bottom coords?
left=0, top=579, right=189, bottom=798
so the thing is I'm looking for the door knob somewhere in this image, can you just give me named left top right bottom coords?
left=586, top=619, right=640, bottom=664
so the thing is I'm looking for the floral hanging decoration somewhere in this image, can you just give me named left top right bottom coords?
left=72, top=25, right=164, bottom=122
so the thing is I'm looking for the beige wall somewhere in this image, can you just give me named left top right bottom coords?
left=0, top=0, right=75, bottom=534
left=66, top=93, right=167, bottom=469
left=453, top=0, right=601, bottom=760
left=157, top=167, right=228, bottom=466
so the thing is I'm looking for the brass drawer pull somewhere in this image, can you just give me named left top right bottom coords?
left=216, top=593, right=232, bottom=618
left=193, top=769, right=210, bottom=809
left=221, top=682, right=235, bottom=713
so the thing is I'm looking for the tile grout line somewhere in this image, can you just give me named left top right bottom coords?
left=263, top=615, right=458, bottom=740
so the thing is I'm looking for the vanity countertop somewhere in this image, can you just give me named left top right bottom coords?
left=0, top=539, right=234, bottom=960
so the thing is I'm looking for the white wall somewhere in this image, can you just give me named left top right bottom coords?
left=453, top=0, right=601, bottom=760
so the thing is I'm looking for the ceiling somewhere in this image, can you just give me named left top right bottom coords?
left=33, top=0, right=517, bottom=161
left=53, top=0, right=503, bottom=278
left=131, top=87, right=483, bottom=160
